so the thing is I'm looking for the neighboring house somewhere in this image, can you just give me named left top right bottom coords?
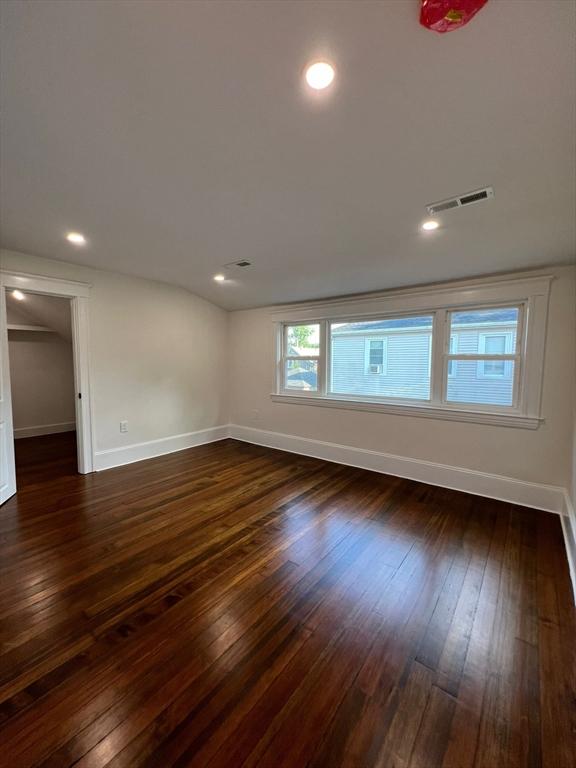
left=331, top=315, right=434, bottom=400
left=288, top=309, right=518, bottom=407
left=285, top=343, right=318, bottom=390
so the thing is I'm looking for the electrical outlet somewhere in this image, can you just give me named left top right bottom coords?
left=120, top=420, right=128, bottom=433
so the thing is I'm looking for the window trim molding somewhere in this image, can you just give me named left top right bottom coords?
left=269, top=273, right=552, bottom=318
left=448, top=333, right=458, bottom=377
left=270, top=393, right=542, bottom=429
left=271, top=273, right=553, bottom=428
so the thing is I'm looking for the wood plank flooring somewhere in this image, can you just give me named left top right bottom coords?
left=1, top=433, right=575, bottom=767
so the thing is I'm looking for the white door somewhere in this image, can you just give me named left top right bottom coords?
left=0, top=288, right=16, bottom=504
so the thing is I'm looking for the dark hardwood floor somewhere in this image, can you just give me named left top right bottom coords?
left=1, top=433, right=574, bottom=767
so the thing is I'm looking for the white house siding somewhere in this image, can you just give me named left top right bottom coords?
left=446, top=324, right=517, bottom=406
left=331, top=323, right=516, bottom=406
left=331, top=332, right=432, bottom=400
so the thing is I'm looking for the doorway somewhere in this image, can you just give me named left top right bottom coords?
left=7, top=290, right=77, bottom=483
left=0, top=271, right=93, bottom=504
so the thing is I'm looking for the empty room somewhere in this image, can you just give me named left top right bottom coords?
left=0, top=1, right=574, bottom=767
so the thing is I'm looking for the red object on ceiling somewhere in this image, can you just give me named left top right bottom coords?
left=420, top=0, right=488, bottom=33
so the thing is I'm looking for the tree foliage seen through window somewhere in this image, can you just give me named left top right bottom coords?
left=291, top=325, right=314, bottom=348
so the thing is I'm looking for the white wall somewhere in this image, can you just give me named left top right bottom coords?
left=8, top=328, right=76, bottom=435
left=1, top=249, right=574, bottom=508
left=572, top=261, right=576, bottom=508
left=1, top=249, right=229, bottom=459
left=229, top=266, right=576, bottom=495
left=572, top=416, right=576, bottom=508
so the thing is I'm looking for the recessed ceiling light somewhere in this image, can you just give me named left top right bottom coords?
left=213, top=274, right=226, bottom=282
left=66, top=232, right=86, bottom=245
left=305, top=61, right=335, bottom=90
left=421, top=220, right=439, bottom=231
left=12, top=289, right=25, bottom=300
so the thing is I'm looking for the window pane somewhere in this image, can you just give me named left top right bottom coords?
left=484, top=335, right=506, bottom=355
left=330, top=315, right=433, bottom=400
left=285, top=359, right=318, bottom=391
left=286, top=324, right=320, bottom=356
left=482, top=359, right=506, bottom=377
left=369, top=340, right=384, bottom=366
left=449, top=308, right=518, bottom=354
left=447, top=360, right=515, bottom=406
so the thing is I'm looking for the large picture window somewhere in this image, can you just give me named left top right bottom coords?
left=273, top=275, right=550, bottom=428
left=331, top=316, right=433, bottom=401
left=279, top=308, right=522, bottom=409
left=279, top=307, right=523, bottom=408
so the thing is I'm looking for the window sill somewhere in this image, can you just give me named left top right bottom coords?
left=270, top=393, right=542, bottom=429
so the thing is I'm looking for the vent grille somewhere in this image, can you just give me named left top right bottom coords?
left=225, top=259, right=252, bottom=268
left=430, top=199, right=460, bottom=213
left=426, top=186, right=494, bottom=215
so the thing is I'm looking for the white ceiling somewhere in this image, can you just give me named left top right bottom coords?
left=1, top=0, right=574, bottom=310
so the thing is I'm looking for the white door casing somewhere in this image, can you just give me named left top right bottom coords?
left=0, top=271, right=94, bottom=499
left=70, top=296, right=93, bottom=474
left=0, top=287, right=17, bottom=504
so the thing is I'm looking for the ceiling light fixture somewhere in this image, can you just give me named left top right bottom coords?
left=421, top=220, right=440, bottom=231
left=12, top=289, right=25, bottom=300
left=305, top=61, right=335, bottom=90
left=213, top=274, right=226, bottom=282
left=66, top=232, right=86, bottom=245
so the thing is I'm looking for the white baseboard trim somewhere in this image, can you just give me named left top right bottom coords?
left=93, top=425, right=230, bottom=471
left=562, top=491, right=576, bottom=604
left=15, top=422, right=76, bottom=439
left=228, top=424, right=567, bottom=516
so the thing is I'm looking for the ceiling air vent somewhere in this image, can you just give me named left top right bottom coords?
left=225, top=259, right=252, bottom=268
left=426, top=186, right=494, bottom=215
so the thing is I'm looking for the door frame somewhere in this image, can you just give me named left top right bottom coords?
left=0, top=270, right=94, bottom=475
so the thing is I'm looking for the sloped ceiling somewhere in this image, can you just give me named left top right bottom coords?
left=0, top=0, right=574, bottom=310
left=6, top=292, right=72, bottom=340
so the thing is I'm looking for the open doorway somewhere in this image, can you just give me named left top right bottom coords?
left=7, top=290, right=78, bottom=484
left=0, top=271, right=93, bottom=504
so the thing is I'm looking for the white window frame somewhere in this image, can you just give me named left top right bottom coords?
left=448, top=334, right=458, bottom=377
left=279, top=322, right=324, bottom=395
left=476, top=331, right=514, bottom=378
left=271, top=273, right=552, bottom=429
left=364, top=337, right=388, bottom=375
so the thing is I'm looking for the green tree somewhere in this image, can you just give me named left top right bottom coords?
left=292, top=326, right=313, bottom=348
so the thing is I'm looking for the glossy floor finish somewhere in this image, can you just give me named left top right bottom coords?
left=1, top=434, right=575, bottom=768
